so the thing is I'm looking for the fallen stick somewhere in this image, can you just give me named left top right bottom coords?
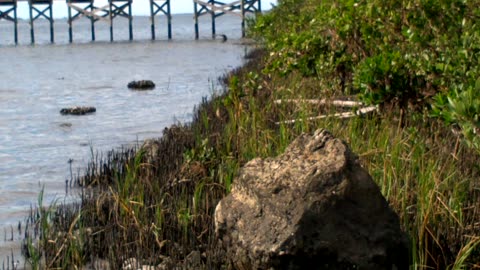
left=274, top=99, right=364, bottom=107
left=275, top=105, right=378, bottom=125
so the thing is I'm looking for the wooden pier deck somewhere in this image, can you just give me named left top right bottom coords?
left=0, top=0, right=261, bottom=44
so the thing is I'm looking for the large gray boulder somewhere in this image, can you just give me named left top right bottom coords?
left=215, top=129, right=409, bottom=270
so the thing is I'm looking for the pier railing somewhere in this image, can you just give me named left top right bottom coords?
left=0, top=0, right=260, bottom=44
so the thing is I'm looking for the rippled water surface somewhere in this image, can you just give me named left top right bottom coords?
left=0, top=14, right=249, bottom=261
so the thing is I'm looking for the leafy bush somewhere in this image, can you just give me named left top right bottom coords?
left=433, top=79, right=480, bottom=151
left=252, top=0, right=480, bottom=146
left=247, top=1, right=480, bottom=267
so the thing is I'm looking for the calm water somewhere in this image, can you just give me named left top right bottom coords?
left=0, top=14, right=250, bottom=262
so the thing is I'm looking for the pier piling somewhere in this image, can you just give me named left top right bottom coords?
left=242, top=0, right=260, bottom=36
left=193, top=0, right=261, bottom=40
left=0, top=0, right=18, bottom=44
left=149, top=0, right=171, bottom=40
left=109, top=0, right=133, bottom=41
left=67, top=0, right=99, bottom=43
left=29, top=0, right=54, bottom=43
left=1, top=0, right=261, bottom=45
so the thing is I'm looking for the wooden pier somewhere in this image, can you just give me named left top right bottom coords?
left=193, top=0, right=260, bottom=39
left=66, top=0, right=133, bottom=42
left=29, top=0, right=54, bottom=43
left=0, top=0, right=261, bottom=44
left=150, top=0, right=170, bottom=40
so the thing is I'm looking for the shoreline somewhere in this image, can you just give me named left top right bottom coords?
left=13, top=0, right=480, bottom=267
left=0, top=33, right=253, bottom=267
left=8, top=46, right=263, bottom=269
left=19, top=43, right=480, bottom=269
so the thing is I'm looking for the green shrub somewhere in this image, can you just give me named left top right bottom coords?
left=252, top=0, right=480, bottom=144
left=433, top=80, right=480, bottom=151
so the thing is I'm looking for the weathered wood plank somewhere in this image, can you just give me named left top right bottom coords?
left=194, top=0, right=242, bottom=17
left=67, top=3, right=110, bottom=22
left=0, top=0, right=16, bottom=4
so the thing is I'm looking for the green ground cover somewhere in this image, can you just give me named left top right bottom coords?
left=24, top=0, right=480, bottom=269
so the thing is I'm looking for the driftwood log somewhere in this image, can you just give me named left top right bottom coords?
left=274, top=99, right=378, bottom=124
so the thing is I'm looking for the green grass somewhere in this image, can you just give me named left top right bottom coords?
left=22, top=3, right=480, bottom=267
left=208, top=58, right=480, bottom=268
left=24, top=54, right=480, bottom=270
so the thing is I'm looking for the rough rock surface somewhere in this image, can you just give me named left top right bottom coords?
left=60, top=106, right=96, bottom=115
left=128, top=80, right=155, bottom=90
left=140, top=138, right=161, bottom=164
left=215, top=129, right=409, bottom=270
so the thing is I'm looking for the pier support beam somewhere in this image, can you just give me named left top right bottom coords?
left=28, top=0, right=54, bottom=44
left=67, top=0, right=101, bottom=43
left=149, top=0, right=171, bottom=40
left=0, top=0, right=18, bottom=44
left=108, top=0, right=133, bottom=41
left=193, top=0, right=261, bottom=40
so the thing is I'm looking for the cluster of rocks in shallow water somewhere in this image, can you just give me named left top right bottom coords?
left=59, top=80, right=155, bottom=117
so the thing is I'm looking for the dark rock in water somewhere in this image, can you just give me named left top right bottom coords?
left=127, top=80, right=155, bottom=90
left=59, top=122, right=72, bottom=128
left=215, top=129, right=410, bottom=270
left=214, top=34, right=228, bottom=42
left=60, top=106, right=96, bottom=115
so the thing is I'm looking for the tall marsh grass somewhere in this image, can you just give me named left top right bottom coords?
left=22, top=48, right=479, bottom=269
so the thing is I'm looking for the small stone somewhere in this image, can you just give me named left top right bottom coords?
left=122, top=258, right=137, bottom=270
left=157, top=256, right=175, bottom=270
left=184, top=250, right=202, bottom=267
left=59, top=122, right=72, bottom=128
